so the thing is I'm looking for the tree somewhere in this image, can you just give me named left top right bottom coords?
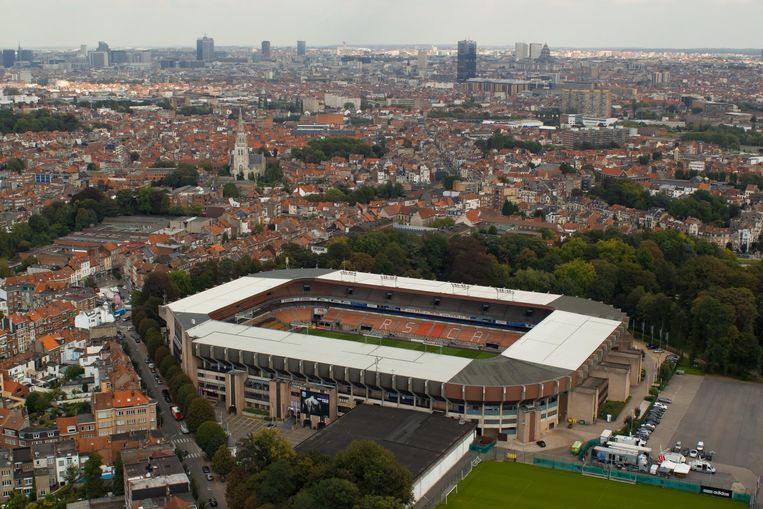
left=333, top=441, right=412, bottom=503
left=63, top=464, right=80, bottom=486
left=292, top=478, right=360, bottom=509
left=112, top=453, right=124, bottom=496
left=25, top=392, right=53, bottom=415
left=159, top=355, right=178, bottom=377
left=501, top=199, right=519, bottom=216
left=5, top=158, right=25, bottom=173
left=212, top=445, right=236, bottom=478
left=196, top=422, right=227, bottom=458
left=154, top=346, right=170, bottom=365
left=223, top=183, right=240, bottom=198
left=64, top=365, right=85, bottom=380
left=429, top=217, right=455, bottom=229
left=83, top=452, right=105, bottom=498
left=74, top=207, right=98, bottom=230
left=169, top=270, right=193, bottom=298
left=5, top=493, right=28, bottom=509
left=236, top=428, right=295, bottom=475
left=176, top=383, right=198, bottom=410
left=185, top=398, right=216, bottom=433
left=554, top=259, right=597, bottom=297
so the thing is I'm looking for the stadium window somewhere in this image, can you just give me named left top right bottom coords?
left=346, top=287, right=353, bottom=295
left=525, top=309, right=534, bottom=316
left=433, top=298, right=441, bottom=306
left=482, top=304, right=490, bottom=312
left=386, top=292, right=393, bottom=300
left=303, top=284, right=311, bottom=292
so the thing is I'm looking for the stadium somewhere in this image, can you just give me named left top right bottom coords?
left=160, top=268, right=642, bottom=443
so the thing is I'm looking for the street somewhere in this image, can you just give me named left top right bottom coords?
left=117, top=321, right=228, bottom=509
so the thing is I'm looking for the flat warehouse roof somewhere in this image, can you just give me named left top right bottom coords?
left=188, top=320, right=472, bottom=383
left=500, top=310, right=621, bottom=370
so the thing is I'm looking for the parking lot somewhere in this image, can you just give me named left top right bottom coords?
left=671, top=376, right=763, bottom=478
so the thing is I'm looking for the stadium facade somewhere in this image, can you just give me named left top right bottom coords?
left=160, top=269, right=642, bottom=442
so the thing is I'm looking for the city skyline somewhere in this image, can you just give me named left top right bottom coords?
left=2, top=0, right=762, bottom=49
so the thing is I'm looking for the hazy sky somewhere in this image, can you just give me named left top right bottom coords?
left=2, top=0, right=761, bottom=49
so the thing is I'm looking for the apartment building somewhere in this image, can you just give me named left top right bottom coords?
left=93, top=390, right=157, bottom=437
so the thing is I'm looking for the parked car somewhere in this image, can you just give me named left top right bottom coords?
left=689, top=449, right=698, bottom=458
left=180, top=423, right=190, bottom=434
left=536, top=440, right=546, bottom=448
left=202, top=466, right=211, bottom=474
left=206, top=473, right=214, bottom=481
left=696, top=441, right=705, bottom=452
left=208, top=498, right=218, bottom=508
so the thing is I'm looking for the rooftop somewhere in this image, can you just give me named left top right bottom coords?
left=189, top=321, right=472, bottom=383
left=501, top=310, right=621, bottom=370
left=296, top=405, right=476, bottom=480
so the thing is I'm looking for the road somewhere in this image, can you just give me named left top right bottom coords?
left=118, top=321, right=227, bottom=508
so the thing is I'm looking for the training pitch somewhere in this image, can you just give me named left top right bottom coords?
left=438, top=462, right=744, bottom=509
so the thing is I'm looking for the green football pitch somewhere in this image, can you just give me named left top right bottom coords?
left=437, top=462, right=745, bottom=509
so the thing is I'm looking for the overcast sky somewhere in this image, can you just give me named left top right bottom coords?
left=2, top=0, right=761, bottom=50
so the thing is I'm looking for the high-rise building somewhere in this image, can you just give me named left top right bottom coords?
left=651, top=71, right=671, bottom=87
left=515, top=42, right=529, bottom=61
left=417, top=49, right=428, bottom=77
left=297, top=40, right=306, bottom=57
left=529, top=43, right=543, bottom=60
left=17, top=47, right=33, bottom=62
left=96, top=41, right=110, bottom=52
left=456, top=39, right=477, bottom=82
left=560, top=89, right=612, bottom=118
left=196, top=36, right=214, bottom=61
left=2, top=49, right=15, bottom=68
left=89, top=51, right=109, bottom=68
left=261, top=40, right=272, bottom=60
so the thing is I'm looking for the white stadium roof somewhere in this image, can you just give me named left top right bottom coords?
left=188, top=320, right=472, bottom=383
left=165, top=270, right=561, bottom=316
left=500, top=310, right=621, bottom=370
left=317, top=271, right=561, bottom=306
left=165, top=275, right=291, bottom=315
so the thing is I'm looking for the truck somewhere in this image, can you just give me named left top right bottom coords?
left=605, top=441, right=652, bottom=456
left=610, top=435, right=647, bottom=448
left=690, top=460, right=716, bottom=474
left=570, top=441, right=583, bottom=455
left=593, top=446, right=649, bottom=471
left=599, top=429, right=613, bottom=445
left=171, top=406, right=183, bottom=420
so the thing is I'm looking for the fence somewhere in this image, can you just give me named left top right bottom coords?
left=416, top=449, right=495, bottom=509
left=534, top=456, right=752, bottom=503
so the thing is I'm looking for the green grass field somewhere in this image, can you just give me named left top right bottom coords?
left=292, top=327, right=496, bottom=359
left=438, top=462, right=744, bottom=509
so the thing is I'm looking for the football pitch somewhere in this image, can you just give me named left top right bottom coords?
left=437, top=462, right=745, bottom=509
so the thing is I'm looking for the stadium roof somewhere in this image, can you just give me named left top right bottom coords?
left=165, top=269, right=561, bottom=317
left=317, top=271, right=561, bottom=306
left=500, top=310, right=621, bottom=370
left=188, top=320, right=472, bottom=383
left=165, top=275, right=293, bottom=314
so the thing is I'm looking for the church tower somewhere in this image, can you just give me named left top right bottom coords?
left=232, top=110, right=250, bottom=178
